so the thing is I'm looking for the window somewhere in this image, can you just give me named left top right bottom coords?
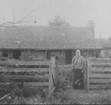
left=13, top=50, right=21, bottom=59
left=2, top=51, right=8, bottom=57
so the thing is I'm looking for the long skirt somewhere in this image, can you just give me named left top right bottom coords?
left=72, top=68, right=84, bottom=89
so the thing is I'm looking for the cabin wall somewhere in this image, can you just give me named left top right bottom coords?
left=49, top=50, right=66, bottom=65
left=72, top=49, right=101, bottom=58
left=0, top=51, right=2, bottom=58
left=100, top=49, right=111, bottom=58
left=8, top=51, right=14, bottom=58
left=0, top=49, right=101, bottom=65
left=30, top=50, right=46, bottom=58
left=21, top=50, right=47, bottom=60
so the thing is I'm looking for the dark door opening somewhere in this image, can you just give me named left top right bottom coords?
left=2, top=51, right=8, bottom=57
left=65, top=50, right=73, bottom=64
left=13, top=50, right=21, bottom=59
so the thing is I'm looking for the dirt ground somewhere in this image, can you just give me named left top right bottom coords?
left=1, top=86, right=111, bottom=104
left=55, top=87, right=111, bottom=104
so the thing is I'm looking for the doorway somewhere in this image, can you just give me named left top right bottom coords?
left=13, top=50, right=21, bottom=59
left=65, top=50, right=73, bottom=64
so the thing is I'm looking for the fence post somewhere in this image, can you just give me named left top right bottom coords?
left=48, top=56, right=56, bottom=95
left=86, top=60, right=89, bottom=91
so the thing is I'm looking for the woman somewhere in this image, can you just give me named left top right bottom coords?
left=72, top=50, right=85, bottom=89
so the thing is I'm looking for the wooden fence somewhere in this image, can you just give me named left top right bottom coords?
left=87, top=58, right=111, bottom=90
left=1, top=56, right=111, bottom=93
left=0, top=56, right=56, bottom=95
left=55, top=57, right=111, bottom=91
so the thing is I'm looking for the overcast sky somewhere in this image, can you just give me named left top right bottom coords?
left=0, top=0, right=111, bottom=39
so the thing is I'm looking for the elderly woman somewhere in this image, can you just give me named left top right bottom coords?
left=72, top=50, right=85, bottom=89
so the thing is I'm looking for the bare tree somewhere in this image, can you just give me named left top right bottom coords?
left=49, top=15, right=70, bottom=26
left=0, top=0, right=52, bottom=28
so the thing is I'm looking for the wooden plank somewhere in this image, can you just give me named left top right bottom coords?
left=24, top=82, right=49, bottom=87
left=0, top=75, right=49, bottom=79
left=89, top=84, right=111, bottom=90
left=89, top=73, right=111, bottom=78
left=1, top=72, right=49, bottom=76
left=13, top=75, right=49, bottom=80
left=0, top=82, right=11, bottom=85
left=0, top=68, right=49, bottom=73
left=89, top=64, right=111, bottom=69
left=86, top=60, right=89, bottom=91
left=89, top=68, right=111, bottom=72
left=0, top=60, right=50, bottom=66
left=57, top=65, right=72, bottom=71
left=90, top=72, right=111, bottom=75
left=49, top=56, right=56, bottom=94
left=90, top=62, right=111, bottom=64
left=89, top=79, right=111, bottom=84
left=88, top=58, right=111, bottom=63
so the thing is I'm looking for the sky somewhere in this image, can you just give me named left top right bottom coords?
left=0, top=0, right=111, bottom=39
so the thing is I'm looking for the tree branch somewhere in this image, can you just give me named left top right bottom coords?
left=0, top=0, right=52, bottom=27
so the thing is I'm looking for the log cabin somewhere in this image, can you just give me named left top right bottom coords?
left=0, top=25, right=102, bottom=65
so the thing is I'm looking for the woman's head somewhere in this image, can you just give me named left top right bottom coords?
left=76, top=50, right=81, bottom=56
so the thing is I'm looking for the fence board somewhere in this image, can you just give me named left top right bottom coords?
left=89, top=84, right=111, bottom=90
left=0, top=57, right=56, bottom=95
left=0, top=60, right=50, bottom=66
left=86, top=60, right=89, bottom=91
left=0, top=68, right=49, bottom=73
left=89, top=79, right=111, bottom=84
left=89, top=69, right=111, bottom=73
left=57, top=65, right=72, bottom=71
left=24, top=82, right=49, bottom=87
left=0, top=74, right=48, bottom=78
left=88, top=57, right=111, bottom=90
left=90, top=64, right=111, bottom=68
left=49, top=56, right=56, bottom=94
left=2, top=75, right=48, bottom=79
left=89, top=73, right=111, bottom=78
left=88, top=58, right=111, bottom=63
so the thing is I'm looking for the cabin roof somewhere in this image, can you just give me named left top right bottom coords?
left=0, top=26, right=102, bottom=50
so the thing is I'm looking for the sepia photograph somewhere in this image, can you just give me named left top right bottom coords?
left=0, top=0, right=111, bottom=104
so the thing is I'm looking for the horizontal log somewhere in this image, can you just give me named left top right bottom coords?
left=24, top=82, right=49, bottom=87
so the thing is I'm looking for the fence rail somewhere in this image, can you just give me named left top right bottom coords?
left=88, top=58, right=111, bottom=90
left=0, top=56, right=56, bottom=95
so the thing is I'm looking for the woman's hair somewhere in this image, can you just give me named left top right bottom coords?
left=76, top=50, right=81, bottom=56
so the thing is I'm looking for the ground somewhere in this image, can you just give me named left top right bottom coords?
left=53, top=88, right=111, bottom=104
left=1, top=84, right=111, bottom=104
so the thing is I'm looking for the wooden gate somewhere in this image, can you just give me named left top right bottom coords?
left=87, top=58, right=111, bottom=90
left=0, top=56, right=56, bottom=95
